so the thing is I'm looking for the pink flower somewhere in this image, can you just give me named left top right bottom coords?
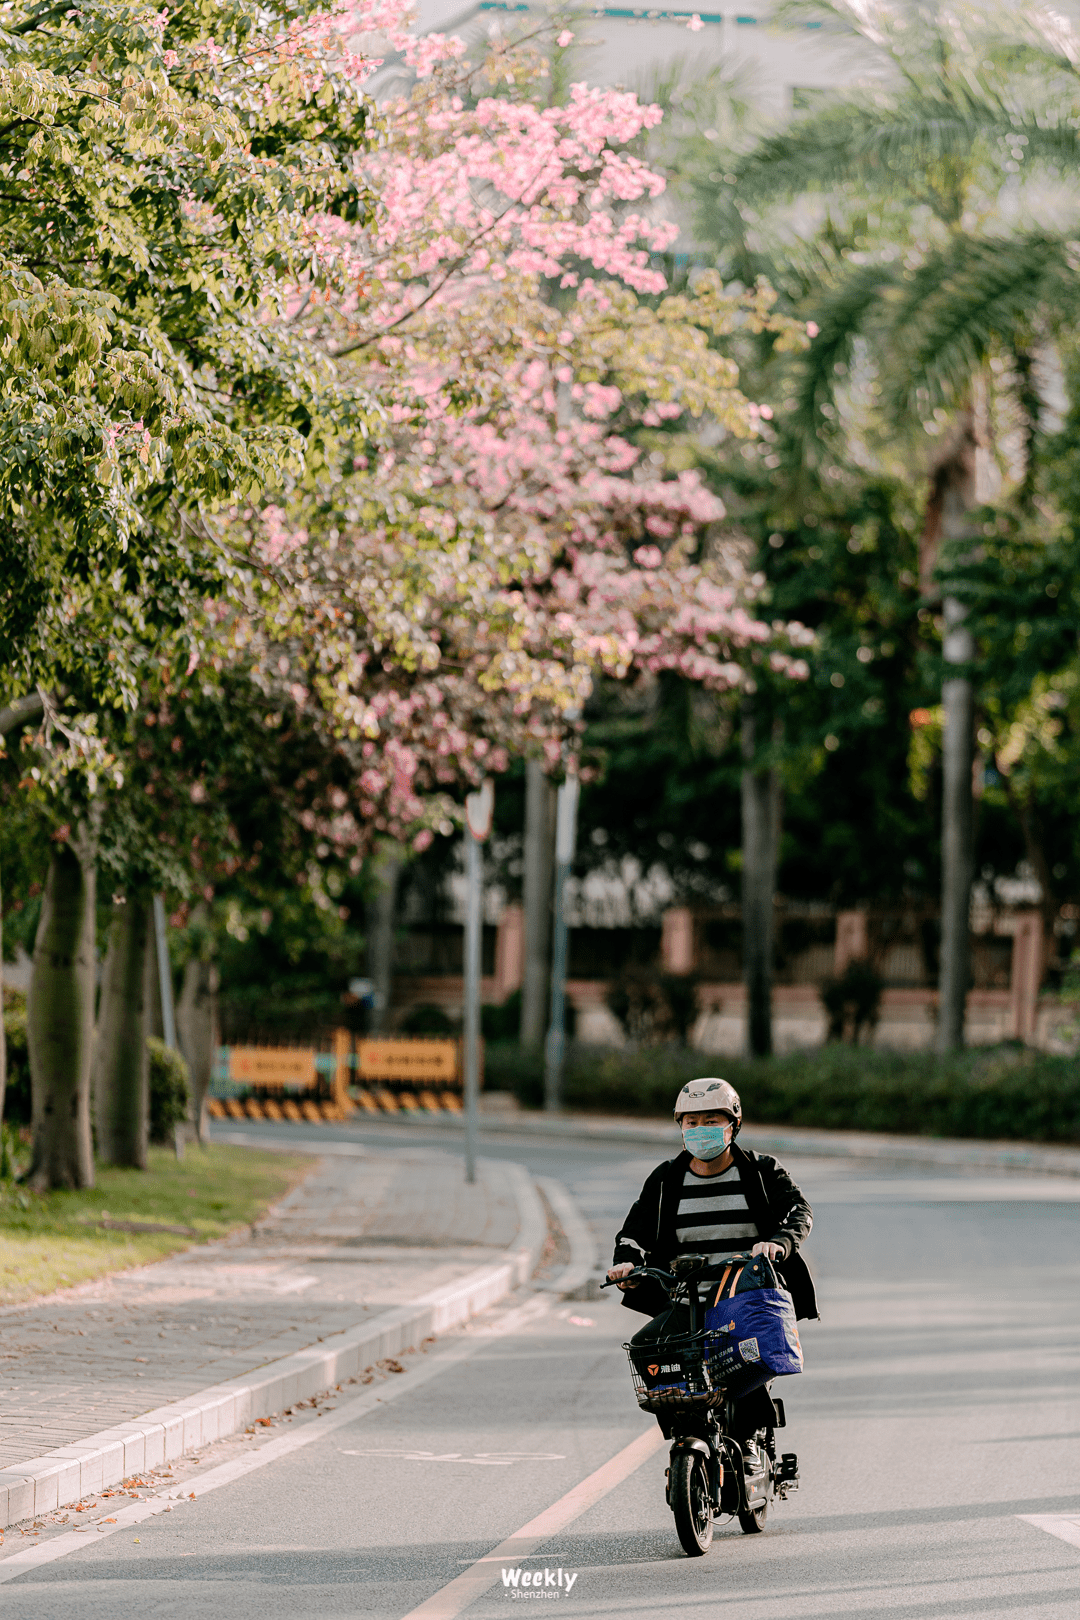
left=556, top=29, right=574, bottom=45
left=686, top=13, right=704, bottom=29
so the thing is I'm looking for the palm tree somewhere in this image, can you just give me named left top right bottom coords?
left=692, top=0, right=1080, bottom=1048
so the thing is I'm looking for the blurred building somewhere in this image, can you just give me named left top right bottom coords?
left=402, top=1, right=879, bottom=112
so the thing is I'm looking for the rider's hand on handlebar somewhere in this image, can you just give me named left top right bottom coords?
left=606, top=1262, right=639, bottom=1290
left=751, top=1241, right=784, bottom=1262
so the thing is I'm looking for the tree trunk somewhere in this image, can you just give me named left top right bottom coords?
left=27, top=838, right=96, bottom=1189
left=367, top=844, right=400, bottom=1034
left=741, top=701, right=779, bottom=1059
left=0, top=697, right=46, bottom=1135
left=521, top=759, right=556, bottom=1046
left=923, top=415, right=979, bottom=1052
left=177, top=951, right=218, bottom=1143
left=93, top=895, right=152, bottom=1168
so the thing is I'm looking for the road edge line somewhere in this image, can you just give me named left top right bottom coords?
left=1016, top=1514, right=1080, bottom=1550
left=0, top=1322, right=515, bottom=1584
left=397, top=1426, right=667, bottom=1620
left=0, top=1157, right=547, bottom=1531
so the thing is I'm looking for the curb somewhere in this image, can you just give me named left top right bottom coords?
left=737, top=1125, right=1080, bottom=1179
left=534, top=1177, right=598, bottom=1298
left=0, top=1157, right=547, bottom=1531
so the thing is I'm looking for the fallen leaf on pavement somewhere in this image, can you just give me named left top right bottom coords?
left=101, top=1518, right=117, bottom=1524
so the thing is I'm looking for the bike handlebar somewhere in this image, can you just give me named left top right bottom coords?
left=600, top=1252, right=759, bottom=1289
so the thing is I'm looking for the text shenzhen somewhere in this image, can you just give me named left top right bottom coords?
left=501, top=1567, right=579, bottom=1599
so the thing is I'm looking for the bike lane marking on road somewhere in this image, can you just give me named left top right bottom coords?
left=1017, top=1515, right=1080, bottom=1550
left=394, top=1425, right=667, bottom=1620
left=0, top=1297, right=551, bottom=1587
left=339, top=1450, right=566, bottom=1464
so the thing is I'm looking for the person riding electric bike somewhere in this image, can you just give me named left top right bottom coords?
left=607, top=1078, right=817, bottom=1469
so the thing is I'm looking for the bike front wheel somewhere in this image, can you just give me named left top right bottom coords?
left=670, top=1452, right=714, bottom=1556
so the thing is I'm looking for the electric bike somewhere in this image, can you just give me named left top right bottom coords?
left=603, top=1253, right=799, bottom=1556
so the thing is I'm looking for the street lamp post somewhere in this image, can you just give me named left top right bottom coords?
left=544, top=772, right=579, bottom=1113
left=463, top=780, right=494, bottom=1184
left=152, top=894, right=177, bottom=1051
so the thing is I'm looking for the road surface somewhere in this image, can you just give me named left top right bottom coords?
left=4, top=1119, right=1079, bottom=1618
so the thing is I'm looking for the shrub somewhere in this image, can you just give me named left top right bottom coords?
left=148, top=1038, right=191, bottom=1143
left=482, top=989, right=521, bottom=1041
left=485, top=1041, right=544, bottom=1107
left=820, top=960, right=884, bottom=1044
left=483, top=1038, right=1080, bottom=1145
left=606, top=969, right=699, bottom=1045
left=398, top=1003, right=455, bottom=1035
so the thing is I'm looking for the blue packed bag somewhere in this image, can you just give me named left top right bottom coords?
left=703, top=1253, right=803, bottom=1397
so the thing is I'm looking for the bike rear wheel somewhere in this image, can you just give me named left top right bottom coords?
left=738, top=1498, right=768, bottom=1533
left=670, top=1452, right=714, bottom=1556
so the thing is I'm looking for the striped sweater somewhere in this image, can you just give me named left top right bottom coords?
left=674, top=1163, right=758, bottom=1259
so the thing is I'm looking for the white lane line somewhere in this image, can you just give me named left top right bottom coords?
left=396, top=1426, right=666, bottom=1620
left=1017, top=1514, right=1080, bottom=1550
left=0, top=1299, right=549, bottom=1586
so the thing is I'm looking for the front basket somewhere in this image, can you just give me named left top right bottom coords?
left=624, top=1330, right=728, bottom=1412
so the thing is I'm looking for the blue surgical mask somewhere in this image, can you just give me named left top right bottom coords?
left=682, top=1124, right=731, bottom=1161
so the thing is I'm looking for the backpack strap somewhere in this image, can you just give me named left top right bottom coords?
left=712, top=1263, right=745, bottom=1304
left=711, top=1265, right=733, bottom=1306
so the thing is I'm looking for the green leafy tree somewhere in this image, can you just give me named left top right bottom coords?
left=1, top=0, right=382, bottom=1183
left=0, top=0, right=376, bottom=708
left=692, top=0, right=1080, bottom=1047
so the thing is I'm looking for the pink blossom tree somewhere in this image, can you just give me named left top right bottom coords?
left=219, top=0, right=813, bottom=849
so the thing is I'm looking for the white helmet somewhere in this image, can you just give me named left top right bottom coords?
left=674, top=1079, right=742, bottom=1134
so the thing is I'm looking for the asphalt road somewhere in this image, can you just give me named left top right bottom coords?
left=6, top=1121, right=1080, bottom=1619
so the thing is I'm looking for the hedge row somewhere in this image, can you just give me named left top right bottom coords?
left=484, top=1041, right=1080, bottom=1145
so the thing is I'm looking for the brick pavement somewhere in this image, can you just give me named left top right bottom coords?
left=0, top=1146, right=522, bottom=1470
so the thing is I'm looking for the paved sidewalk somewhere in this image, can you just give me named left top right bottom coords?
left=0, top=1146, right=524, bottom=1473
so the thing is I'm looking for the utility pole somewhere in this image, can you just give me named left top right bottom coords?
left=463, top=780, right=494, bottom=1183
left=543, top=771, right=579, bottom=1113
left=741, top=700, right=779, bottom=1059
left=153, top=894, right=177, bottom=1050
left=366, top=843, right=401, bottom=1034
left=521, top=760, right=556, bottom=1046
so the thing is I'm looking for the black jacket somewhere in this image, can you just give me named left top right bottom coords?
left=612, top=1142, right=818, bottom=1321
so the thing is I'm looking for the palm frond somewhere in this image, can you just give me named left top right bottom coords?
left=732, top=86, right=1007, bottom=220
left=878, top=232, right=1078, bottom=416
left=787, top=258, right=903, bottom=455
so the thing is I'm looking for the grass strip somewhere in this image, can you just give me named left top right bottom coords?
left=0, top=1143, right=308, bottom=1305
